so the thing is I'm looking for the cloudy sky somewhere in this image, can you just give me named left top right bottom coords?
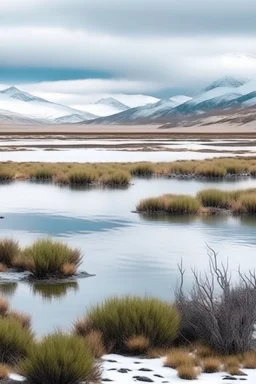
left=1, top=0, right=256, bottom=107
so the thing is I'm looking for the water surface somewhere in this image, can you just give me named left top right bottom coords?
left=0, top=178, right=256, bottom=335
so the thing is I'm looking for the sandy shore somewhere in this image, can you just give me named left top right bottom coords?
left=0, top=123, right=256, bottom=137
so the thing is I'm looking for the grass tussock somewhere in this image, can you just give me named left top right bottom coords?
left=146, top=348, right=169, bottom=359
left=197, top=189, right=232, bottom=209
left=131, top=163, right=154, bottom=176
left=14, top=239, right=82, bottom=279
left=101, top=171, right=131, bottom=186
left=0, top=239, right=20, bottom=267
left=85, top=330, right=106, bottom=358
left=68, top=170, right=97, bottom=185
left=201, top=357, right=221, bottom=373
left=126, top=335, right=151, bottom=354
left=177, top=363, right=199, bottom=380
left=0, top=317, right=33, bottom=364
left=0, top=264, right=7, bottom=272
left=7, top=311, right=32, bottom=331
left=242, top=351, right=256, bottom=369
left=164, top=349, right=194, bottom=369
left=136, top=194, right=200, bottom=215
left=195, top=164, right=227, bottom=178
left=29, top=167, right=54, bottom=180
left=19, top=332, right=100, bottom=384
left=75, top=296, right=180, bottom=354
left=0, top=364, right=9, bottom=379
left=0, top=297, right=9, bottom=316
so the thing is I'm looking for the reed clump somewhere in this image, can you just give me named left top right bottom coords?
left=75, top=296, right=180, bottom=354
left=136, top=194, right=200, bottom=215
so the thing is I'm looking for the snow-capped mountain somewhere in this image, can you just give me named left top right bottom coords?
left=0, top=87, right=98, bottom=122
left=0, top=108, right=43, bottom=124
left=75, top=97, right=130, bottom=117
left=199, top=76, right=248, bottom=94
left=87, top=95, right=192, bottom=124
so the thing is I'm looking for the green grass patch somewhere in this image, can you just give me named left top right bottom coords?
left=0, top=317, right=34, bottom=364
left=19, top=332, right=100, bottom=384
left=137, top=194, right=200, bottom=215
left=14, top=239, right=82, bottom=279
left=75, top=296, right=180, bottom=354
left=0, top=239, right=20, bottom=267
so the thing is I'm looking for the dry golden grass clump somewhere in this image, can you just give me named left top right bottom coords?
left=0, top=239, right=20, bottom=267
left=201, top=357, right=221, bottom=373
left=0, top=364, right=10, bottom=379
left=131, top=163, right=154, bottom=176
left=177, top=363, right=200, bottom=380
left=195, top=164, right=227, bottom=178
left=164, top=349, right=194, bottom=369
left=146, top=348, right=169, bottom=359
left=242, top=351, right=256, bottom=369
left=85, top=330, right=106, bottom=358
left=126, top=335, right=151, bottom=354
left=0, top=297, right=9, bottom=316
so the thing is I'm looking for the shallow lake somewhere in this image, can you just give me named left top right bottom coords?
left=1, top=177, right=256, bottom=335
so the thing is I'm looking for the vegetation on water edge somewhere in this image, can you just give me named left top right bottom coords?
left=137, top=187, right=256, bottom=216
left=74, top=296, right=180, bottom=354
left=1, top=157, right=256, bottom=187
left=19, top=332, right=100, bottom=384
left=0, top=238, right=82, bottom=279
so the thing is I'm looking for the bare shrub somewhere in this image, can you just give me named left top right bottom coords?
left=176, top=246, right=256, bottom=355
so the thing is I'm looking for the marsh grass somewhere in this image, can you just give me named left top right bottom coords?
left=177, top=363, right=199, bottom=380
left=195, top=164, right=227, bottom=178
left=19, top=332, right=100, bottom=384
left=101, top=171, right=131, bottom=186
left=68, top=170, right=97, bottom=185
left=0, top=239, right=20, bottom=267
left=0, top=317, right=33, bottom=364
left=131, top=163, right=154, bottom=176
left=0, top=297, right=9, bottom=316
left=164, top=349, right=194, bottom=369
left=75, top=296, right=180, bottom=354
left=137, top=194, right=200, bottom=215
left=29, top=167, right=54, bottom=180
left=15, top=239, right=81, bottom=279
left=197, top=189, right=232, bottom=209
left=7, top=311, right=32, bottom=331
left=0, top=364, right=9, bottom=379
left=126, top=335, right=151, bottom=354
left=201, top=357, right=221, bottom=373
left=85, top=330, right=106, bottom=358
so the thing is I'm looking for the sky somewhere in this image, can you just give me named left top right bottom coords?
left=0, top=0, right=256, bottom=107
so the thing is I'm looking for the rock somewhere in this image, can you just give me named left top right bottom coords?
left=222, top=376, right=237, bottom=380
left=106, top=359, right=117, bottom=363
left=133, top=376, right=154, bottom=382
left=134, top=362, right=142, bottom=364
left=138, top=368, right=153, bottom=372
left=117, top=368, right=132, bottom=373
left=154, top=374, right=164, bottom=378
left=107, top=368, right=117, bottom=371
left=102, top=379, right=113, bottom=382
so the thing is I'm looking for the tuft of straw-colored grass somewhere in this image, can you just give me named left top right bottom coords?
left=177, top=363, right=200, bottom=380
left=0, top=239, right=20, bottom=267
left=0, top=364, right=10, bottom=379
left=131, top=163, right=154, bottom=177
left=201, top=357, right=221, bottom=373
left=85, top=330, right=106, bottom=358
left=0, top=264, right=7, bottom=272
left=7, top=311, right=32, bottom=331
left=164, top=349, right=194, bottom=369
left=126, top=335, right=151, bottom=354
left=242, top=351, right=256, bottom=369
left=0, top=297, right=9, bottom=316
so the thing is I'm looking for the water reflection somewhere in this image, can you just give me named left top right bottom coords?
left=31, top=282, right=79, bottom=302
left=0, top=283, right=18, bottom=297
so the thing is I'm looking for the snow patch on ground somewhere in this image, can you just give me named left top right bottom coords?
left=102, top=354, right=256, bottom=383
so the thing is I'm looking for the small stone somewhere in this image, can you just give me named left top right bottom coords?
left=223, top=376, right=237, bottom=381
left=134, top=362, right=142, bottom=364
left=102, top=379, right=113, bottom=382
left=133, top=376, right=154, bottom=382
left=139, top=368, right=153, bottom=372
left=106, top=359, right=117, bottom=363
left=107, top=368, right=117, bottom=371
left=154, top=374, right=164, bottom=378
left=118, top=368, right=132, bottom=373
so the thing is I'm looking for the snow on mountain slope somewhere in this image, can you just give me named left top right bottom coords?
left=109, top=94, right=160, bottom=108
left=237, top=80, right=256, bottom=95
left=74, top=97, right=130, bottom=117
left=200, top=76, right=248, bottom=93
left=53, top=114, right=93, bottom=124
left=0, top=87, right=98, bottom=121
left=0, top=108, right=43, bottom=124
left=86, top=95, right=191, bottom=124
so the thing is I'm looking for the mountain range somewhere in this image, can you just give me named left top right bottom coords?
left=1, top=76, right=256, bottom=125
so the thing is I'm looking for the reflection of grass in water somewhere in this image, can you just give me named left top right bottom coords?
left=0, top=283, right=18, bottom=297
left=139, top=213, right=198, bottom=225
left=32, top=282, right=79, bottom=301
